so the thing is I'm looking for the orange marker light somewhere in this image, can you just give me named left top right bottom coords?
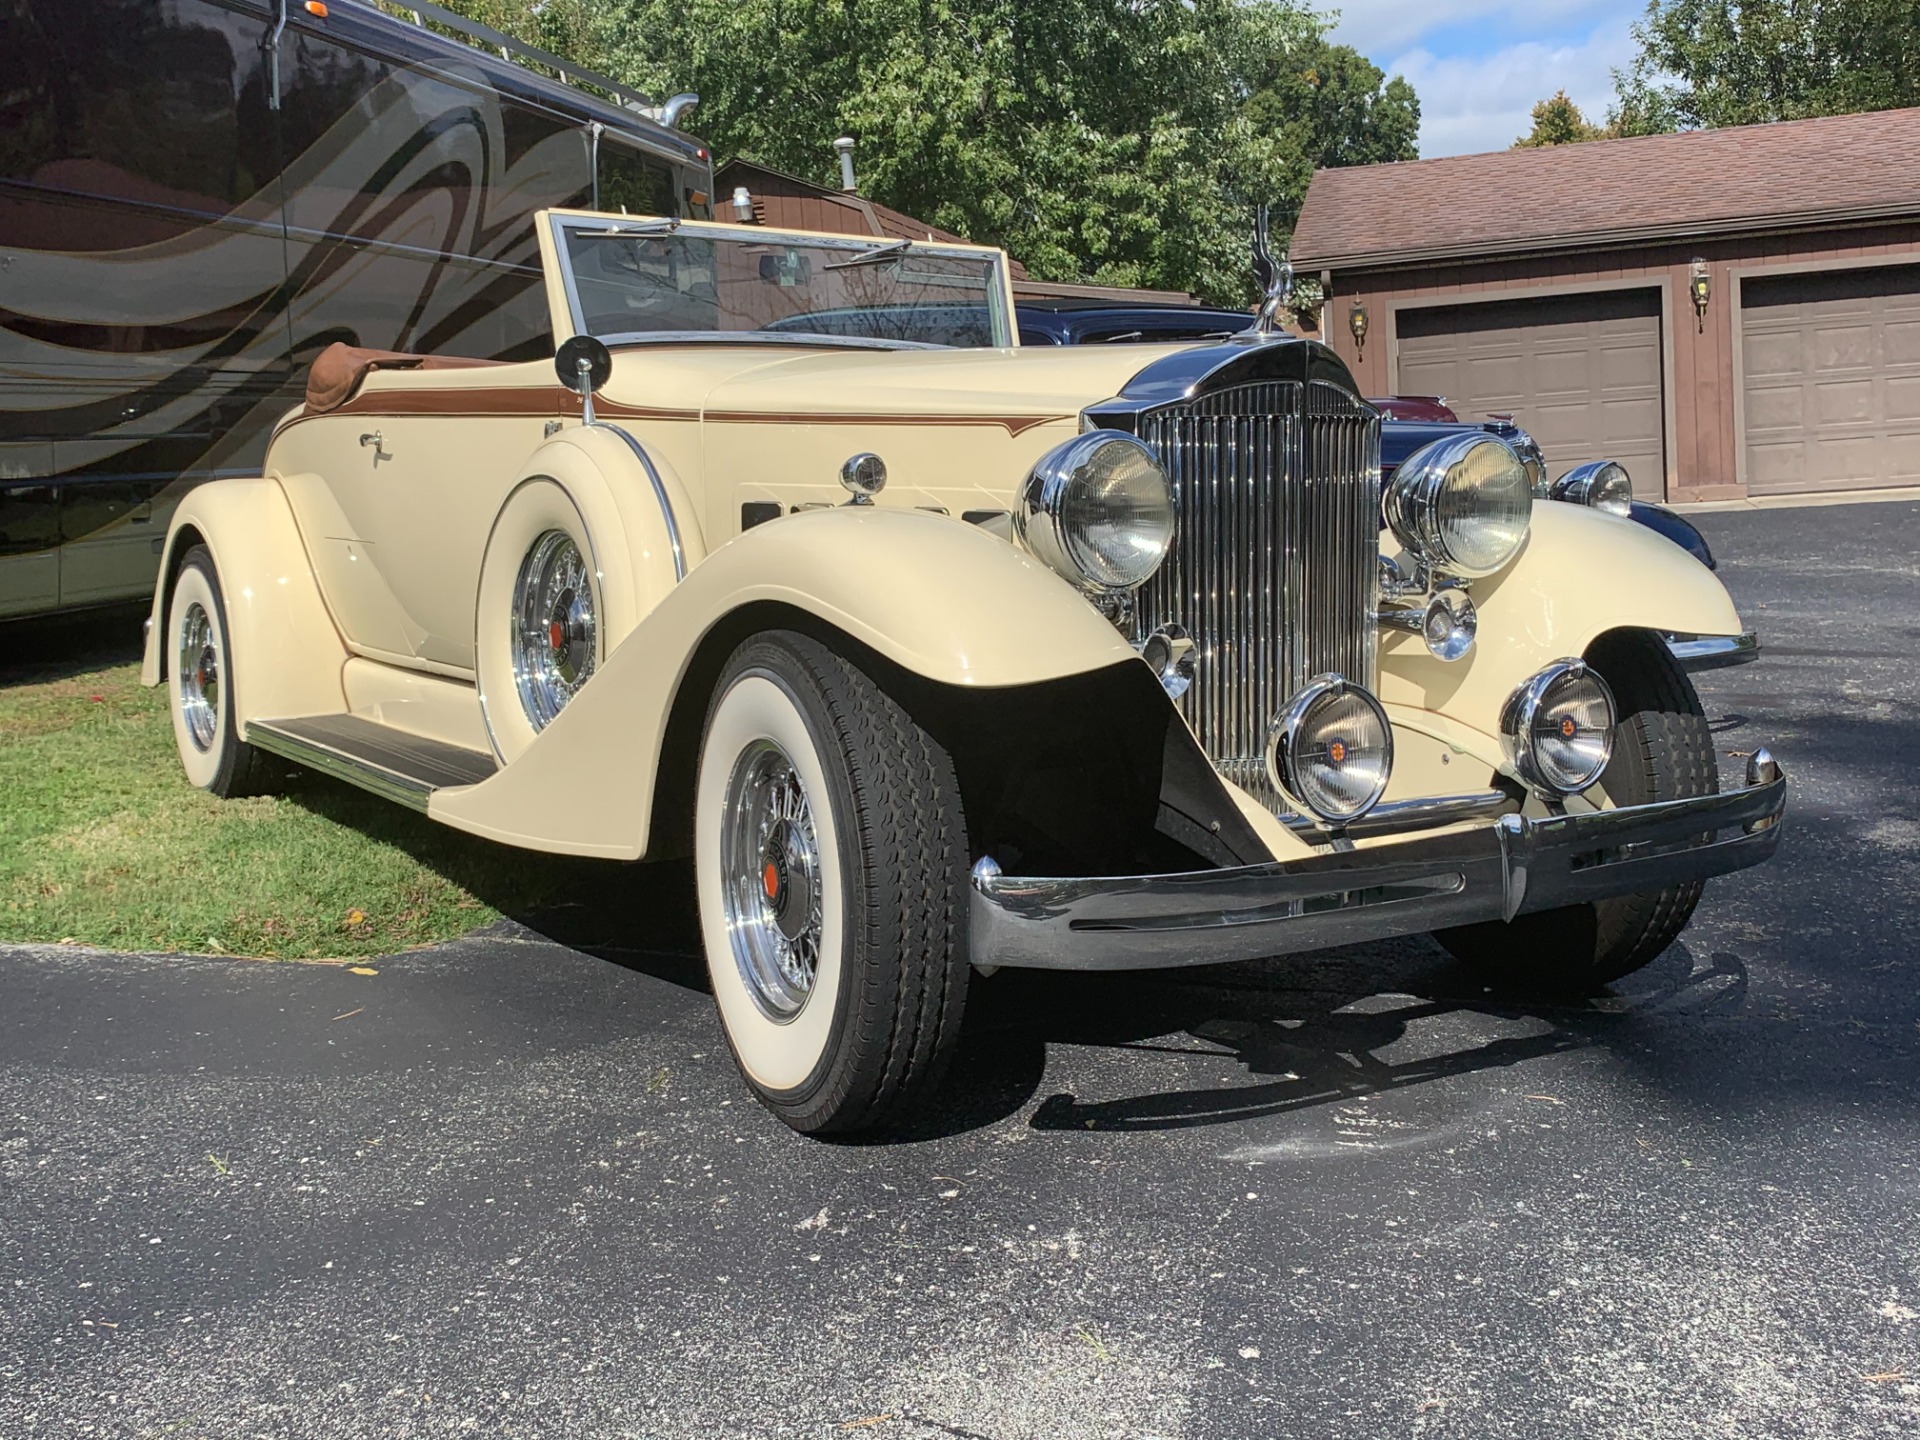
left=305, top=1, right=328, bottom=16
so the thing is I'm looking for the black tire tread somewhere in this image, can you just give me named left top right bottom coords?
left=710, top=631, right=968, bottom=1134
left=1439, top=630, right=1716, bottom=991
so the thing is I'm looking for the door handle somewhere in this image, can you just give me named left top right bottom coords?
left=360, top=431, right=391, bottom=463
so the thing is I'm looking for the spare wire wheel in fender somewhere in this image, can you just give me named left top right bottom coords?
left=477, top=478, right=614, bottom=764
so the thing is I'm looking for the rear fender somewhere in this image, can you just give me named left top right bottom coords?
left=141, top=479, right=348, bottom=725
left=430, top=507, right=1142, bottom=858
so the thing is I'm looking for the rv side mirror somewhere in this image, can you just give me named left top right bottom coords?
left=555, top=334, right=612, bottom=396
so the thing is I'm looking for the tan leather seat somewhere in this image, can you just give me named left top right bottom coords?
left=304, top=343, right=509, bottom=413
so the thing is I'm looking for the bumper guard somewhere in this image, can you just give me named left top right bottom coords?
left=970, top=752, right=1786, bottom=972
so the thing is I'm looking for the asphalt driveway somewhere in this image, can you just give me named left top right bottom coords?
left=3, top=500, right=1917, bottom=1439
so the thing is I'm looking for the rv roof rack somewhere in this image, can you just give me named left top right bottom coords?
left=361, top=0, right=662, bottom=118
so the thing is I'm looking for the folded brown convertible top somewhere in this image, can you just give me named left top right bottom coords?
left=304, top=343, right=508, bottom=413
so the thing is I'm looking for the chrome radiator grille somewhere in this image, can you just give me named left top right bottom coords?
left=1133, top=379, right=1381, bottom=807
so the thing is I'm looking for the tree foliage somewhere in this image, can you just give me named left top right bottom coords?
left=1512, top=90, right=1611, bottom=147
left=1611, top=0, right=1920, bottom=132
left=412, top=0, right=1414, bottom=304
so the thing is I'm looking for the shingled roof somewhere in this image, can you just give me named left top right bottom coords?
left=1290, top=106, right=1920, bottom=270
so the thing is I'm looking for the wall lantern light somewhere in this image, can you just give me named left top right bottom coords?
left=1348, top=299, right=1370, bottom=359
left=1689, top=258, right=1710, bottom=332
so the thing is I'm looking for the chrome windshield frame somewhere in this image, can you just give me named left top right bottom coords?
left=546, top=212, right=1016, bottom=349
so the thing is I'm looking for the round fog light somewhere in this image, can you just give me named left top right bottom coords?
left=1267, top=676, right=1393, bottom=825
left=1502, top=659, right=1616, bottom=796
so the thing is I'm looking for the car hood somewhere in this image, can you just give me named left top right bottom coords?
left=593, top=340, right=1205, bottom=426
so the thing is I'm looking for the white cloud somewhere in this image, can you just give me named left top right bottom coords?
left=1384, top=20, right=1640, bottom=156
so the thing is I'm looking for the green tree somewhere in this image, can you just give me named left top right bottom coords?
left=1513, top=90, right=1609, bottom=146
left=426, top=0, right=1423, bottom=303
left=1243, top=36, right=1420, bottom=222
left=589, top=0, right=1383, bottom=303
left=1611, top=0, right=1920, bottom=132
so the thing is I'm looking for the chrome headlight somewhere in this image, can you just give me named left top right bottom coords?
left=1549, top=461, right=1634, bottom=518
left=1267, top=675, right=1393, bottom=825
left=1382, top=434, right=1533, bottom=578
left=1016, top=431, right=1174, bottom=593
left=1502, top=659, right=1616, bottom=797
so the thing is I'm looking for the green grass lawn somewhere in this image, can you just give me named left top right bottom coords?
left=0, top=654, right=595, bottom=960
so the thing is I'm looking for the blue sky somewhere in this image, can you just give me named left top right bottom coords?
left=1330, top=0, right=1645, bottom=156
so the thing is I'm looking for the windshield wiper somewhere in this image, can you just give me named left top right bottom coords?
left=583, top=217, right=680, bottom=237
left=823, top=238, right=912, bottom=271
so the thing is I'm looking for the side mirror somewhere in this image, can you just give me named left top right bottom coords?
left=554, top=334, right=612, bottom=424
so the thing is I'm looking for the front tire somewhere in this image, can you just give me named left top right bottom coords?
left=694, top=631, right=969, bottom=1134
left=166, top=546, right=283, bottom=798
left=1439, top=629, right=1718, bottom=992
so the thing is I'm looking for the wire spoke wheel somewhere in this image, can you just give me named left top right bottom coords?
left=511, top=529, right=596, bottom=729
left=176, top=600, right=219, bottom=753
left=721, top=741, right=825, bottom=1020
left=695, top=631, right=971, bottom=1134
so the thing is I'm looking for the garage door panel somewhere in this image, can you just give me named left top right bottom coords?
left=1745, top=441, right=1806, bottom=488
left=1813, top=324, right=1875, bottom=370
left=1744, top=384, right=1805, bottom=430
left=1532, top=351, right=1593, bottom=393
left=1886, top=375, right=1920, bottom=420
left=1599, top=396, right=1662, bottom=443
left=1813, top=378, right=1877, bottom=424
left=1392, top=289, right=1666, bottom=498
left=1741, top=263, right=1920, bottom=495
left=1886, top=321, right=1920, bottom=364
left=1744, top=331, right=1807, bottom=378
left=1598, top=345, right=1658, bottom=389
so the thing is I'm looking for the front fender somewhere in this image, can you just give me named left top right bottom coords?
left=140, top=478, right=348, bottom=725
left=430, top=507, right=1139, bottom=857
left=1378, top=501, right=1743, bottom=760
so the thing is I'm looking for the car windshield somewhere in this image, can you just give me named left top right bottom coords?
left=552, top=215, right=1012, bottom=348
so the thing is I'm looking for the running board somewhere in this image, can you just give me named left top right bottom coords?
left=246, top=714, right=498, bottom=811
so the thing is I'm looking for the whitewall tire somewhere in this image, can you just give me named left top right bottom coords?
left=695, top=630, right=971, bottom=1134
left=166, top=545, right=282, bottom=797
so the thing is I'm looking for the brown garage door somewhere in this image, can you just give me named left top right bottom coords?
left=1395, top=289, right=1666, bottom=499
left=1740, top=265, right=1920, bottom=495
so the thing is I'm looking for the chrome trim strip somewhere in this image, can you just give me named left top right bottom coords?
left=245, top=722, right=435, bottom=812
left=969, top=766, right=1787, bottom=971
left=595, top=423, right=687, bottom=582
left=1665, top=630, right=1760, bottom=671
left=1278, top=789, right=1512, bottom=837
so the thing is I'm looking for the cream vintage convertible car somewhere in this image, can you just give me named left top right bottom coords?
left=143, top=210, right=1786, bottom=1133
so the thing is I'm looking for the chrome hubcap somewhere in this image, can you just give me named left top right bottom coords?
left=721, top=740, right=823, bottom=1021
left=176, top=601, right=218, bottom=752
left=512, top=530, right=596, bottom=729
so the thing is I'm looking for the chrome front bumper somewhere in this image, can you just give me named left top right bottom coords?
left=970, top=755, right=1786, bottom=972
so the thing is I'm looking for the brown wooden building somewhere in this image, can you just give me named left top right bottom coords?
left=1291, top=108, right=1920, bottom=503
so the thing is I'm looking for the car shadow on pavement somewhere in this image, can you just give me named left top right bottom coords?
left=1000, top=942, right=1750, bottom=1135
